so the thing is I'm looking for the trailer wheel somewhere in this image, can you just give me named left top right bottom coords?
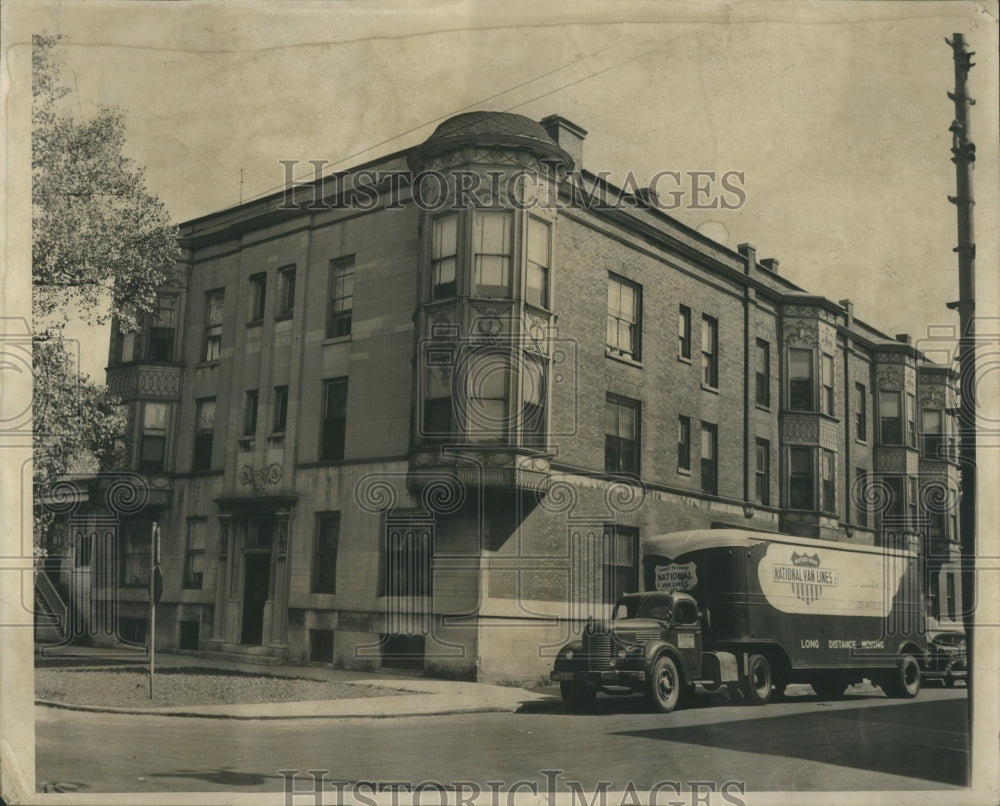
left=741, top=654, right=772, bottom=706
left=882, top=654, right=921, bottom=699
left=560, top=681, right=596, bottom=711
left=647, top=655, right=682, bottom=713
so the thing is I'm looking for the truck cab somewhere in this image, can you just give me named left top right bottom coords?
left=550, top=591, right=741, bottom=712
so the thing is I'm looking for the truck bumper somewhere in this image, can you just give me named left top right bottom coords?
left=551, top=670, right=646, bottom=685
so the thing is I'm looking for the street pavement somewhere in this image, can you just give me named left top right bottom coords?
left=34, top=660, right=970, bottom=795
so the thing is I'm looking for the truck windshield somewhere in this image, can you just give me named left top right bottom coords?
left=635, top=596, right=673, bottom=621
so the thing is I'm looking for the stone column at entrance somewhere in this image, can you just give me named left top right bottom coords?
left=268, top=510, right=293, bottom=647
left=210, top=515, right=230, bottom=643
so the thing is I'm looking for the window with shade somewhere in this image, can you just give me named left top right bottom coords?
left=521, top=354, right=546, bottom=449
left=879, top=390, right=903, bottom=444
left=321, top=378, right=348, bottom=460
left=139, top=402, right=168, bottom=472
left=603, top=526, right=639, bottom=604
left=423, top=346, right=454, bottom=441
left=525, top=217, right=551, bottom=309
left=607, top=275, right=641, bottom=360
left=192, top=398, right=216, bottom=471
left=327, top=256, right=355, bottom=339
left=248, top=273, right=267, bottom=322
left=472, top=211, right=512, bottom=297
left=755, top=438, right=770, bottom=505
left=272, top=385, right=288, bottom=434
left=855, top=382, right=868, bottom=441
left=789, top=446, right=814, bottom=509
left=242, top=390, right=258, bottom=437
left=183, top=518, right=206, bottom=589
left=466, top=352, right=510, bottom=443
left=700, top=422, right=717, bottom=495
left=755, top=339, right=770, bottom=407
left=277, top=265, right=296, bottom=316
left=701, top=316, right=718, bottom=388
left=121, top=521, right=152, bottom=587
left=821, top=449, right=836, bottom=514
left=677, top=415, right=691, bottom=472
left=922, top=409, right=944, bottom=458
left=906, top=393, right=916, bottom=448
left=821, top=353, right=835, bottom=415
left=605, top=395, right=640, bottom=475
left=431, top=215, right=458, bottom=299
left=203, top=289, right=224, bottom=362
left=788, top=349, right=814, bottom=410
left=678, top=305, right=691, bottom=361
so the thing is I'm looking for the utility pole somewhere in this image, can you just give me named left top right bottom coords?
left=944, top=33, right=976, bottom=738
left=149, top=522, right=162, bottom=699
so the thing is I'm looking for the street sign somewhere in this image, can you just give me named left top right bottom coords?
left=152, top=565, right=164, bottom=605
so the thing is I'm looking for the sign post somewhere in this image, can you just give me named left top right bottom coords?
left=149, top=523, right=161, bottom=699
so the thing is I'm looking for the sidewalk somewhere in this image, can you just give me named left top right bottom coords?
left=35, top=647, right=555, bottom=720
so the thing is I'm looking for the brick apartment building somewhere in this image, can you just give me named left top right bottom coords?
left=46, top=111, right=963, bottom=681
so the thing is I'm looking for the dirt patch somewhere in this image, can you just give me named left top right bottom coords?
left=35, top=667, right=409, bottom=708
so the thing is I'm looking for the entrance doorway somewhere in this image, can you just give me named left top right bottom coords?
left=241, top=553, right=270, bottom=645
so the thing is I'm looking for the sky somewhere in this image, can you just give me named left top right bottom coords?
left=5, top=0, right=998, bottom=382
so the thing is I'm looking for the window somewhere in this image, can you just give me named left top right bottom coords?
left=788, top=349, right=814, bottom=410
left=272, top=385, right=288, bottom=433
left=789, top=446, right=814, bottom=509
left=922, top=409, right=944, bottom=458
left=701, top=316, right=718, bottom=388
left=183, top=518, right=206, bottom=589
left=472, top=211, right=512, bottom=297
left=700, top=422, right=717, bottom=495
left=884, top=476, right=904, bottom=520
left=603, top=526, right=639, bottom=604
left=113, top=296, right=178, bottom=364
left=755, top=438, right=770, bottom=505
left=607, top=274, right=641, bottom=360
left=423, top=347, right=454, bottom=440
left=242, top=390, right=259, bottom=437
left=907, top=393, right=916, bottom=448
left=678, top=305, right=692, bottom=360
left=121, top=521, right=151, bottom=587
left=755, top=339, right=770, bottom=407
left=946, top=574, right=956, bottom=621
left=139, top=402, right=168, bottom=472
left=855, top=383, right=867, bottom=441
left=605, top=395, right=640, bottom=475
left=855, top=468, right=870, bottom=527
left=204, top=289, right=224, bottom=362
left=277, top=265, right=296, bottom=316
left=521, top=354, right=546, bottom=449
left=321, top=378, right=348, bottom=460
left=526, top=217, right=551, bottom=308
left=821, top=353, right=835, bottom=415
left=466, top=352, right=510, bottom=443
left=677, top=415, right=691, bottom=472
left=327, top=256, right=355, bottom=338
left=380, top=519, right=432, bottom=598
left=249, top=273, right=267, bottom=322
left=929, top=501, right=947, bottom=540
left=431, top=215, right=458, bottom=299
left=192, top=398, right=216, bottom=471
left=821, top=449, right=836, bottom=514
left=879, top=390, right=903, bottom=444
left=907, top=476, right=918, bottom=526
left=313, top=513, right=340, bottom=594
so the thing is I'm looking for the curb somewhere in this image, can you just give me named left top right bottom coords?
left=35, top=699, right=530, bottom=721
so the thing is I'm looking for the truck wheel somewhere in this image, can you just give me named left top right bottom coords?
left=741, top=654, right=772, bottom=706
left=560, top=681, right=596, bottom=711
left=882, top=654, right=921, bottom=699
left=811, top=676, right=849, bottom=700
left=647, top=655, right=682, bottom=713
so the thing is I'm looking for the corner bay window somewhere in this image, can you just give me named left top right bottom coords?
left=139, top=402, right=168, bottom=471
left=113, top=296, right=178, bottom=364
left=423, top=346, right=454, bottom=440
left=431, top=215, right=458, bottom=299
left=525, top=217, right=551, bottom=309
left=821, top=353, right=835, bottom=415
left=192, top=398, right=216, bottom=471
left=879, top=390, right=903, bottom=444
left=922, top=409, right=944, bottom=458
left=472, top=211, right=512, bottom=297
left=789, top=446, right=814, bottom=509
left=788, top=349, right=814, bottom=410
left=466, top=352, right=510, bottom=442
left=605, top=395, right=639, bottom=474
left=607, top=274, right=641, bottom=360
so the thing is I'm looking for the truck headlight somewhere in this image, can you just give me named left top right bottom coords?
left=617, top=648, right=628, bottom=659
left=565, top=650, right=574, bottom=660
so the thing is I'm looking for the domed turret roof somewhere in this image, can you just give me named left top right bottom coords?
left=409, top=111, right=573, bottom=170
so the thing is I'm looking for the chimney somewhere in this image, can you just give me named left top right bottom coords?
left=539, top=115, right=587, bottom=171
left=839, top=299, right=854, bottom=328
left=896, top=333, right=912, bottom=345
left=760, top=258, right=779, bottom=273
left=737, top=243, right=756, bottom=275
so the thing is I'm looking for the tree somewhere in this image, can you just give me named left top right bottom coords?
left=32, top=33, right=180, bottom=332
left=32, top=34, right=178, bottom=548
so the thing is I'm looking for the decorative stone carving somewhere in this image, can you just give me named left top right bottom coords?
left=818, top=325, right=837, bottom=354
left=782, top=416, right=820, bottom=443
left=920, top=388, right=947, bottom=408
left=875, top=450, right=907, bottom=472
left=876, top=365, right=905, bottom=390
left=106, top=365, right=182, bottom=400
left=783, top=320, right=817, bottom=347
left=524, top=311, right=551, bottom=355
left=238, top=463, right=283, bottom=491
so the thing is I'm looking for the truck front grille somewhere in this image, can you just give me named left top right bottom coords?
left=583, top=632, right=612, bottom=670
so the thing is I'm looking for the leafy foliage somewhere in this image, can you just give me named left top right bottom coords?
left=32, top=34, right=180, bottom=333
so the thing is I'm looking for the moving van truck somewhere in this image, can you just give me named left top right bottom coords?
left=551, top=528, right=927, bottom=712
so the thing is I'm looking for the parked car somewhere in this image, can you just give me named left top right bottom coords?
left=923, top=628, right=967, bottom=687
